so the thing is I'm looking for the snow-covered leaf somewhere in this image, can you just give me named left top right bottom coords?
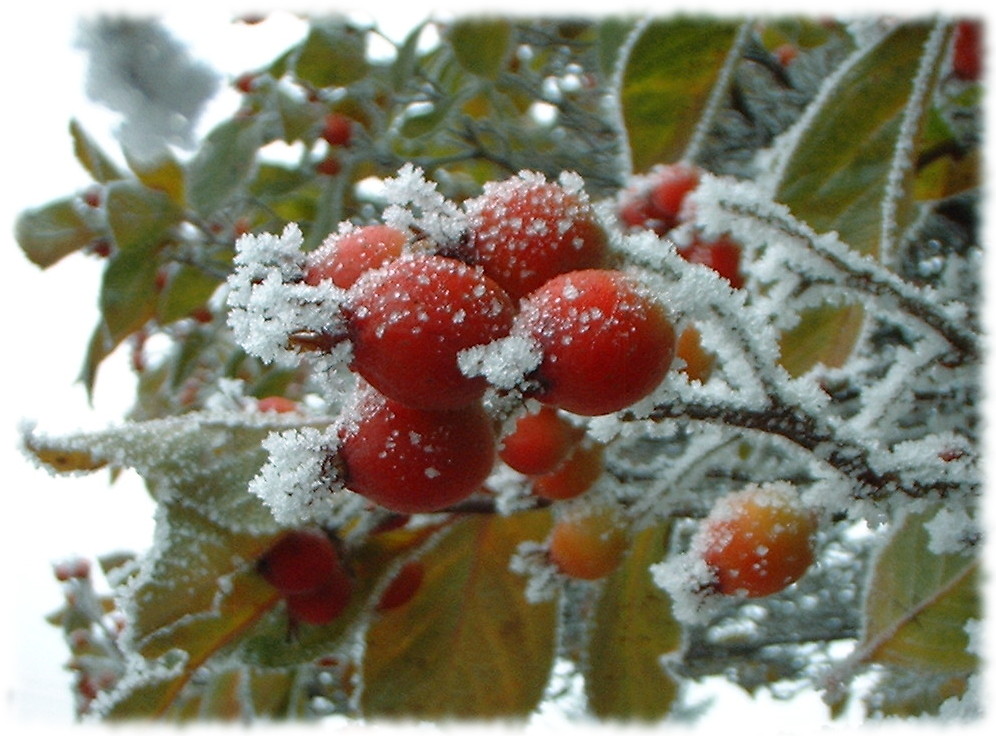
left=859, top=507, right=980, bottom=674
left=186, top=117, right=263, bottom=218
left=620, top=18, right=741, bottom=173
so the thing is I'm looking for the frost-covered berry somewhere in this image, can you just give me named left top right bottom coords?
left=619, top=163, right=701, bottom=235
left=532, top=441, right=604, bottom=501
left=549, top=506, right=627, bottom=580
left=464, top=172, right=608, bottom=302
left=305, top=224, right=407, bottom=289
left=696, top=483, right=817, bottom=598
left=345, top=255, right=515, bottom=410
left=678, top=235, right=745, bottom=289
left=256, top=528, right=344, bottom=595
left=512, top=269, right=676, bottom=416
left=499, top=406, right=584, bottom=476
left=338, top=387, right=496, bottom=513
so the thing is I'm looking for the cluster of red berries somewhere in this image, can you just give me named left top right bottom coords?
left=297, top=172, right=677, bottom=521
left=256, top=528, right=354, bottom=625
left=617, top=163, right=749, bottom=383
left=257, top=528, right=427, bottom=627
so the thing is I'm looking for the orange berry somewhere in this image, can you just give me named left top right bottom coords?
left=549, top=507, right=627, bottom=580
left=676, top=325, right=714, bottom=383
left=532, top=442, right=604, bottom=501
left=499, top=406, right=584, bottom=476
left=698, top=483, right=817, bottom=598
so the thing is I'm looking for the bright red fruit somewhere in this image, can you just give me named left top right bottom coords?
left=257, top=529, right=344, bottom=595
left=678, top=235, right=745, bottom=289
left=345, top=255, right=515, bottom=410
left=285, top=575, right=354, bottom=625
left=338, top=387, right=496, bottom=513
left=321, top=112, right=353, bottom=146
left=305, top=225, right=407, bottom=289
left=697, top=483, right=817, bottom=598
left=499, top=406, right=583, bottom=476
left=376, top=561, right=425, bottom=612
left=532, top=441, right=604, bottom=501
left=464, top=173, right=608, bottom=302
left=952, top=21, right=983, bottom=82
left=618, top=163, right=701, bottom=235
left=512, top=269, right=676, bottom=416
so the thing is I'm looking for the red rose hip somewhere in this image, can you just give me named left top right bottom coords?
left=513, top=269, right=676, bottom=416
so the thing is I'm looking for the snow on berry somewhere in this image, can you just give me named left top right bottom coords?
left=511, top=269, right=676, bottom=416
left=464, top=170, right=608, bottom=301
left=344, top=254, right=515, bottom=410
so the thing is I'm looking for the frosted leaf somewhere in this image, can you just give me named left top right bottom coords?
left=248, top=425, right=347, bottom=526
left=457, top=334, right=542, bottom=390
left=509, top=540, right=561, bottom=604
left=89, top=648, right=188, bottom=718
left=924, top=506, right=980, bottom=556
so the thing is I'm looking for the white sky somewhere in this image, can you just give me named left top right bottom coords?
left=2, top=0, right=994, bottom=733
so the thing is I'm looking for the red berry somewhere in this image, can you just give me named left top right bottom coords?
left=257, top=396, right=299, bottom=414
left=512, top=269, right=676, bottom=416
left=54, top=558, right=91, bottom=582
left=774, top=43, right=799, bottom=66
left=316, top=154, right=342, bottom=176
left=697, top=484, right=817, bottom=598
left=678, top=235, right=745, bottom=289
left=376, top=561, right=425, bottom=612
left=286, top=575, right=353, bottom=625
left=234, top=73, right=257, bottom=94
left=345, top=255, right=515, bottom=410
left=952, top=20, right=983, bottom=82
left=532, top=441, right=604, bottom=501
left=499, top=406, right=583, bottom=476
left=464, top=173, right=608, bottom=302
left=646, top=163, right=701, bottom=230
left=257, top=529, right=344, bottom=595
left=338, top=387, right=496, bottom=514
left=549, top=506, right=627, bottom=580
left=321, top=112, right=353, bottom=146
left=305, top=225, right=407, bottom=289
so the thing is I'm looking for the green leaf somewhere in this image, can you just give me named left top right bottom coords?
left=105, top=180, right=182, bottom=251
left=125, top=150, right=186, bottom=205
left=596, top=17, right=638, bottom=80
left=620, top=18, right=741, bottom=173
left=448, top=19, right=511, bottom=80
left=586, top=523, right=681, bottom=721
left=15, top=197, right=100, bottom=268
left=294, top=22, right=369, bottom=88
left=361, top=511, right=557, bottom=719
left=70, top=119, right=124, bottom=182
left=860, top=507, right=981, bottom=674
left=186, top=117, right=263, bottom=218
left=779, top=302, right=864, bottom=376
left=100, top=245, right=161, bottom=341
left=157, top=265, right=221, bottom=324
left=392, top=21, right=427, bottom=90
left=774, top=21, right=938, bottom=258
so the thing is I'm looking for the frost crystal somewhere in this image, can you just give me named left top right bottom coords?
left=248, top=425, right=346, bottom=526
left=457, top=334, right=542, bottom=390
